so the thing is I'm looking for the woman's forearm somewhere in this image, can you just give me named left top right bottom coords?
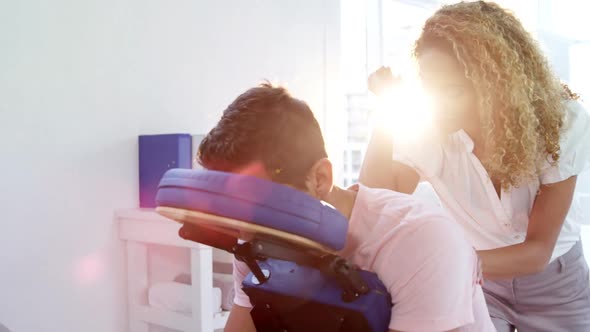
left=359, top=126, right=397, bottom=190
left=478, top=240, right=551, bottom=279
left=359, top=125, right=420, bottom=194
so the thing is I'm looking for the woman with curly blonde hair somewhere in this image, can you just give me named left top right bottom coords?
left=361, top=1, right=590, bottom=331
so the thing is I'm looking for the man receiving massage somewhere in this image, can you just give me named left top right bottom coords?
left=196, top=83, right=495, bottom=332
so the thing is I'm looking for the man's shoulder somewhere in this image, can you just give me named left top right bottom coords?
left=359, top=184, right=422, bottom=208
left=362, top=186, right=450, bottom=222
left=358, top=186, right=466, bottom=248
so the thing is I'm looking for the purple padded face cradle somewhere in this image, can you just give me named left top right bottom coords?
left=156, top=169, right=349, bottom=251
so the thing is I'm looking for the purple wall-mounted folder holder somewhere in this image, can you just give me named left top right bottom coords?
left=139, top=133, right=192, bottom=208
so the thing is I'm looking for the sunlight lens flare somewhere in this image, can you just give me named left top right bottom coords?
left=73, top=252, right=105, bottom=285
left=372, top=80, right=434, bottom=142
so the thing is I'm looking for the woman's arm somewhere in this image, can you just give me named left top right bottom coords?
left=360, top=66, right=420, bottom=193
left=478, top=176, right=577, bottom=279
left=359, top=125, right=420, bottom=194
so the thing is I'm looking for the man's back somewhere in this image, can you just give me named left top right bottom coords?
left=340, top=185, right=495, bottom=331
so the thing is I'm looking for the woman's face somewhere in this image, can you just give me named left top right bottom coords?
left=418, top=47, right=480, bottom=136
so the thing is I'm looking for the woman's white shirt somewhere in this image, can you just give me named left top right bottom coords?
left=393, top=100, right=590, bottom=261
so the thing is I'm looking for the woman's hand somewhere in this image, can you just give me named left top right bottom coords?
left=367, top=66, right=401, bottom=96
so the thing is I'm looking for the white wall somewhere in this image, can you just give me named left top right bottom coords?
left=0, top=1, right=340, bottom=331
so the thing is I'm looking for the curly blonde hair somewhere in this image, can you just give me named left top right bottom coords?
left=414, top=1, right=574, bottom=189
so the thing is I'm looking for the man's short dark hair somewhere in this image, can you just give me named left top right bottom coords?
left=198, top=83, right=328, bottom=189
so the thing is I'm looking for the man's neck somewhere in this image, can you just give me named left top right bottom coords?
left=323, top=186, right=357, bottom=220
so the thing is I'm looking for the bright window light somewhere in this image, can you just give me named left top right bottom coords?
left=371, top=77, right=433, bottom=142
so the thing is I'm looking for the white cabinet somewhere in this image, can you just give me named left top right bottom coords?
left=117, top=209, right=230, bottom=332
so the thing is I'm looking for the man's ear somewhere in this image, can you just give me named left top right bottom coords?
left=307, top=158, right=333, bottom=199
